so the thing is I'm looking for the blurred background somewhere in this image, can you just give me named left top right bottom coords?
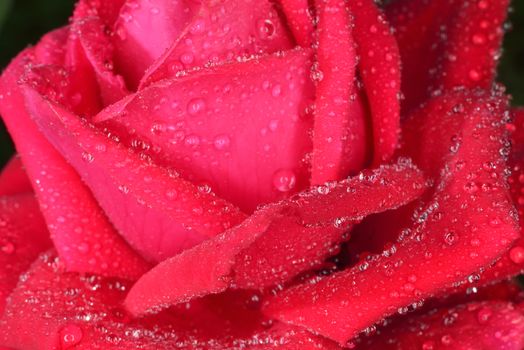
left=0, top=0, right=523, bottom=166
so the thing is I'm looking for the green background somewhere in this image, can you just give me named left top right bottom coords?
left=0, top=0, right=523, bottom=166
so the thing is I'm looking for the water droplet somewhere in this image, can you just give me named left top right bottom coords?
left=59, top=324, right=83, bottom=349
left=1, top=241, right=15, bottom=254
left=213, top=134, right=231, bottom=151
left=444, top=231, right=457, bottom=245
left=271, top=84, right=282, bottom=97
left=81, top=152, right=94, bottom=163
left=187, top=98, right=206, bottom=115
left=257, top=19, right=275, bottom=39
left=509, top=246, right=524, bottom=264
left=272, top=169, right=296, bottom=192
left=477, top=307, right=492, bottom=324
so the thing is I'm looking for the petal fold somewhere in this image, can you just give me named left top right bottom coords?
left=125, top=160, right=426, bottom=316
left=264, top=91, right=519, bottom=344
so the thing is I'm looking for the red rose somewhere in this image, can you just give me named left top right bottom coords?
left=0, top=0, right=523, bottom=348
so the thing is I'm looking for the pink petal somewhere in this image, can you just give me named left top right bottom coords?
left=359, top=301, right=524, bottom=350
left=95, top=49, right=314, bottom=213
left=386, top=0, right=510, bottom=113
left=264, top=91, right=519, bottom=344
left=348, top=0, right=401, bottom=166
left=0, top=194, right=50, bottom=314
left=73, top=0, right=126, bottom=26
left=0, top=251, right=337, bottom=349
left=125, top=161, right=426, bottom=316
left=21, top=83, right=246, bottom=262
left=278, top=0, right=314, bottom=47
left=139, top=0, right=294, bottom=88
left=66, top=16, right=129, bottom=110
left=0, top=156, right=32, bottom=196
left=113, top=0, right=201, bottom=88
left=311, top=0, right=368, bottom=184
left=1, top=48, right=150, bottom=280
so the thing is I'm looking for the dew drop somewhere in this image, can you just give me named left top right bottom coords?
left=444, top=231, right=457, bottom=246
left=272, top=169, right=296, bottom=192
left=213, top=134, right=231, bottom=151
left=257, top=19, right=275, bottom=39
left=1, top=241, right=15, bottom=254
left=271, top=84, right=282, bottom=97
left=59, top=324, right=83, bottom=349
left=477, top=307, right=493, bottom=324
left=187, top=98, right=206, bottom=115
left=509, top=246, right=524, bottom=264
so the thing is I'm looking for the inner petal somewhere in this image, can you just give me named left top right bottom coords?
left=96, top=49, right=315, bottom=212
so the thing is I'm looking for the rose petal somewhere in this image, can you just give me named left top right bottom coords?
left=21, top=83, right=246, bottom=262
left=73, top=0, right=126, bottom=26
left=112, top=0, right=201, bottom=88
left=465, top=108, right=524, bottom=284
left=67, top=16, right=129, bottom=110
left=0, top=194, right=51, bottom=314
left=125, top=161, right=426, bottom=316
left=1, top=48, right=150, bottom=279
left=358, top=301, right=524, bottom=350
left=264, top=91, right=519, bottom=344
left=311, top=0, right=368, bottom=184
left=386, top=0, right=510, bottom=112
left=278, top=0, right=314, bottom=47
left=0, top=156, right=32, bottom=196
left=0, top=251, right=337, bottom=349
left=139, top=0, right=294, bottom=88
left=348, top=0, right=400, bottom=166
left=96, top=49, right=314, bottom=213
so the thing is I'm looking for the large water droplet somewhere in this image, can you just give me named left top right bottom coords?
left=59, top=324, right=83, bottom=349
left=272, top=169, right=296, bottom=192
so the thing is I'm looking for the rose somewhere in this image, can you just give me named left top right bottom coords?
left=0, top=0, right=523, bottom=348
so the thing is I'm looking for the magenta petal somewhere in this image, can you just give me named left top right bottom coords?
left=112, top=0, right=200, bottom=88
left=311, top=0, right=368, bottom=184
left=0, top=49, right=150, bottom=280
left=124, top=161, right=426, bottom=316
left=0, top=194, right=50, bottom=314
left=139, top=0, right=294, bottom=88
left=360, top=301, right=524, bottom=350
left=0, top=157, right=32, bottom=196
left=96, top=49, right=314, bottom=212
left=0, top=250, right=337, bottom=349
left=21, top=84, right=246, bottom=262
left=278, top=0, right=314, bottom=47
left=264, top=91, right=520, bottom=344
left=67, top=16, right=129, bottom=110
left=348, top=0, right=401, bottom=166
left=386, top=0, right=510, bottom=113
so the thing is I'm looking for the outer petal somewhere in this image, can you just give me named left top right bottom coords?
left=21, top=84, right=246, bottom=262
left=278, top=0, right=314, bottom=47
left=469, top=108, right=524, bottom=283
left=311, top=0, right=368, bottom=184
left=0, top=194, right=51, bottom=314
left=386, top=0, right=510, bottom=112
left=139, top=0, right=294, bottom=88
left=358, top=301, right=524, bottom=350
left=0, top=251, right=339, bottom=349
left=96, top=49, right=314, bottom=213
left=73, top=0, right=126, bottom=27
left=124, top=161, right=426, bottom=316
left=0, top=48, right=149, bottom=279
left=264, top=91, right=519, bottom=344
left=348, top=0, right=401, bottom=166
left=0, top=156, right=32, bottom=196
